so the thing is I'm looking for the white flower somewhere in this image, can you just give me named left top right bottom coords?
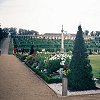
left=49, top=53, right=72, bottom=61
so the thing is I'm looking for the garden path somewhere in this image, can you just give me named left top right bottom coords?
left=1, top=37, right=10, bottom=54
left=0, top=38, right=100, bottom=100
left=0, top=55, right=58, bottom=100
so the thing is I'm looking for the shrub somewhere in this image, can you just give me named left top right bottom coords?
left=47, top=59, right=62, bottom=74
left=25, top=55, right=37, bottom=65
left=16, top=53, right=28, bottom=62
left=68, top=25, right=96, bottom=91
left=27, top=65, right=61, bottom=83
left=97, top=78, right=100, bottom=84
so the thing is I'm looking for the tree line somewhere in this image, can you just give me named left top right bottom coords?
left=0, top=26, right=39, bottom=39
left=0, top=27, right=9, bottom=41
left=84, top=30, right=100, bottom=36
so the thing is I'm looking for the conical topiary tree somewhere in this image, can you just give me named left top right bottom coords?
left=68, top=25, right=96, bottom=91
left=30, top=45, right=35, bottom=55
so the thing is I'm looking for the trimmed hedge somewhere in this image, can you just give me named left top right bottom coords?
left=16, top=53, right=28, bottom=62
left=25, top=62, right=62, bottom=84
left=97, top=78, right=100, bottom=84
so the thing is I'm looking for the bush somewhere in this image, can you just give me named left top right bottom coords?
left=25, top=55, right=37, bottom=65
left=97, top=78, right=100, bottom=84
left=26, top=64, right=61, bottom=83
left=47, top=59, right=62, bottom=74
left=16, top=53, right=28, bottom=62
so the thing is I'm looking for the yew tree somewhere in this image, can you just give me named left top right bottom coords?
left=68, top=25, right=96, bottom=91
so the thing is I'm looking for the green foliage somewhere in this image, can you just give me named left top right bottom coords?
left=35, top=53, right=49, bottom=69
left=19, top=53, right=66, bottom=83
left=68, top=25, right=96, bottom=91
left=25, top=60, right=62, bottom=83
left=13, top=37, right=74, bottom=52
left=47, top=59, right=62, bottom=74
left=16, top=53, right=28, bottom=62
left=25, top=55, right=37, bottom=65
left=0, top=28, right=4, bottom=41
left=19, top=28, right=39, bottom=35
left=13, top=35, right=100, bottom=54
left=25, top=53, right=49, bottom=70
left=30, top=45, right=35, bottom=55
left=97, top=78, right=100, bottom=84
left=31, top=67, right=61, bottom=83
left=0, top=27, right=8, bottom=41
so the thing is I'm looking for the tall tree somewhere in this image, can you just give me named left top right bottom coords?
left=30, top=45, right=35, bottom=55
left=18, top=28, right=39, bottom=35
left=95, top=31, right=100, bottom=36
left=9, top=27, right=17, bottom=37
left=84, top=30, right=89, bottom=36
left=90, top=31, right=95, bottom=36
left=2, top=28, right=9, bottom=37
left=0, top=27, right=3, bottom=40
left=68, top=25, right=96, bottom=91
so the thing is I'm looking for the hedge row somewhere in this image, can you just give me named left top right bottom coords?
left=97, top=78, right=100, bottom=84
left=25, top=62, right=62, bottom=84
left=16, top=53, right=27, bottom=62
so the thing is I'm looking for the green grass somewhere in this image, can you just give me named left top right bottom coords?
left=89, top=55, right=100, bottom=78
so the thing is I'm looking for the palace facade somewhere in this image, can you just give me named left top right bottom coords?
left=34, top=33, right=94, bottom=40
left=14, top=33, right=94, bottom=41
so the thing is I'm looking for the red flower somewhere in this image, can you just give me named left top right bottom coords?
left=64, top=64, right=68, bottom=67
left=31, top=57, right=36, bottom=60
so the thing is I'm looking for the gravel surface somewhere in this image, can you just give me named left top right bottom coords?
left=48, top=83, right=100, bottom=96
left=0, top=55, right=57, bottom=100
left=1, top=38, right=10, bottom=54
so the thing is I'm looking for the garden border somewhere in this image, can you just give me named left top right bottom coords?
left=16, top=55, right=100, bottom=97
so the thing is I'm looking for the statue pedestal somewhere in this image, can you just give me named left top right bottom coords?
left=62, top=77, right=67, bottom=96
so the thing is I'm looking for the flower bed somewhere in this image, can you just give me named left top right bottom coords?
left=16, top=52, right=71, bottom=83
left=25, top=62, right=62, bottom=83
left=16, top=53, right=28, bottom=62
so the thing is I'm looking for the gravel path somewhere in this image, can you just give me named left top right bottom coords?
left=1, top=38, right=10, bottom=54
left=0, top=55, right=57, bottom=100
left=48, top=83, right=100, bottom=96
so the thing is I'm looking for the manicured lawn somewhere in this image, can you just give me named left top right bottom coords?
left=89, top=55, right=100, bottom=78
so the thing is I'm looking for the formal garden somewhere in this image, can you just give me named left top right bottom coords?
left=12, top=36, right=100, bottom=54
left=16, top=52, right=71, bottom=83
left=13, top=37, right=74, bottom=52
left=15, top=51, right=100, bottom=84
left=10, top=25, right=100, bottom=92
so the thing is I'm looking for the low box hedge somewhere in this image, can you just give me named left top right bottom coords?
left=25, top=62, right=62, bottom=83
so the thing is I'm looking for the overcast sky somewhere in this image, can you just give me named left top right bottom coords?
left=0, top=0, right=100, bottom=34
